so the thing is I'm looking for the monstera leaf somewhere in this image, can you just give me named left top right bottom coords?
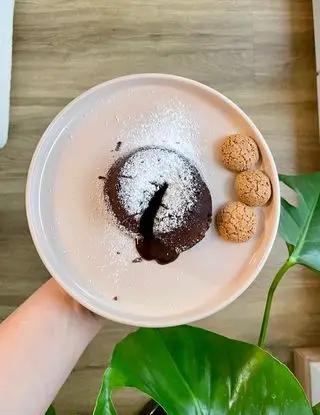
left=93, top=326, right=312, bottom=415
left=45, top=406, right=56, bottom=415
left=279, top=173, right=320, bottom=272
left=313, top=403, right=320, bottom=414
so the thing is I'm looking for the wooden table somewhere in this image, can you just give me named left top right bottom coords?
left=1, top=0, right=320, bottom=413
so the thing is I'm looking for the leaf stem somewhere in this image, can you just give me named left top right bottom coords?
left=258, top=259, right=294, bottom=348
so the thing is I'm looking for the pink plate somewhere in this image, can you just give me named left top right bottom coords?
left=26, top=74, right=280, bottom=327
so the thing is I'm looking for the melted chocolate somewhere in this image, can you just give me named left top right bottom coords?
left=135, top=183, right=179, bottom=265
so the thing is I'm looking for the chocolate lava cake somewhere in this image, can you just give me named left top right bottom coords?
left=102, top=146, right=212, bottom=264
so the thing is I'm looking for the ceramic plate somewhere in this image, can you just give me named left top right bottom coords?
left=26, top=74, right=280, bottom=327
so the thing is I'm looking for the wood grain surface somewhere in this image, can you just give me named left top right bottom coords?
left=1, top=0, right=320, bottom=413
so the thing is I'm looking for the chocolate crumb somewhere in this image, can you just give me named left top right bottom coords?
left=113, top=296, right=118, bottom=301
left=98, top=176, right=106, bottom=180
left=115, top=141, right=122, bottom=152
left=132, top=257, right=142, bottom=263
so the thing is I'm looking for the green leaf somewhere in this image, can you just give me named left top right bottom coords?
left=93, top=326, right=312, bottom=415
left=313, top=403, right=320, bottom=414
left=46, top=405, right=56, bottom=415
left=279, top=173, right=320, bottom=271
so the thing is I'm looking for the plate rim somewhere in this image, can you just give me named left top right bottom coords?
left=26, top=73, right=281, bottom=327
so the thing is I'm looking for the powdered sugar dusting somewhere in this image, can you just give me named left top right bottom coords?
left=117, top=147, right=199, bottom=234
left=118, top=98, right=201, bottom=165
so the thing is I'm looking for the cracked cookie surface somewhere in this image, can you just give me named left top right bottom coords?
left=235, top=170, right=272, bottom=207
left=216, top=201, right=257, bottom=242
left=220, top=134, right=259, bottom=172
